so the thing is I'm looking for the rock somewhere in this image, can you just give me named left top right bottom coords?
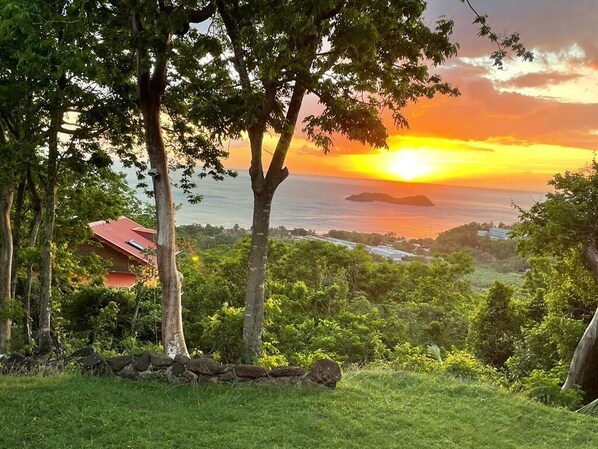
left=79, top=353, right=104, bottom=369
left=150, top=354, right=173, bottom=369
left=69, top=346, right=96, bottom=360
left=138, top=369, right=167, bottom=382
left=308, top=359, right=342, bottom=388
left=182, top=370, right=198, bottom=385
left=106, top=355, right=132, bottom=372
left=170, top=361, right=186, bottom=377
left=269, top=366, right=306, bottom=377
left=218, top=371, right=235, bottom=382
left=174, top=354, right=191, bottom=365
left=120, top=364, right=140, bottom=380
left=133, top=352, right=151, bottom=371
left=92, top=361, right=115, bottom=378
left=188, top=357, right=223, bottom=375
left=234, top=365, right=268, bottom=379
left=272, top=376, right=300, bottom=386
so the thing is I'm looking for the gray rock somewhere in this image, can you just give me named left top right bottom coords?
left=188, top=357, right=223, bottom=375
left=119, top=364, right=140, bottom=380
left=106, top=355, right=132, bottom=372
left=182, top=370, right=198, bottom=385
left=269, top=366, right=306, bottom=377
left=150, top=354, right=173, bottom=368
left=133, top=352, right=151, bottom=371
left=308, top=359, right=342, bottom=388
left=170, top=361, right=186, bottom=377
left=218, top=371, right=235, bottom=382
left=174, top=354, right=191, bottom=365
left=234, top=365, right=268, bottom=379
left=92, top=361, right=115, bottom=378
left=79, top=353, right=104, bottom=369
left=272, top=376, right=300, bottom=386
left=69, top=346, right=96, bottom=360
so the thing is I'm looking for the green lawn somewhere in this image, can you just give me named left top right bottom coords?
left=1, top=369, right=597, bottom=449
left=468, top=266, right=524, bottom=291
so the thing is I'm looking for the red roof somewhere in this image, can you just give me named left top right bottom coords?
left=105, top=272, right=138, bottom=289
left=89, top=216, right=157, bottom=265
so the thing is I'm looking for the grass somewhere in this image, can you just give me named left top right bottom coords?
left=468, top=266, right=524, bottom=291
left=2, top=369, right=598, bottom=448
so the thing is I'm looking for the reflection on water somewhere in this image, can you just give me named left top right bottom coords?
left=124, top=169, right=544, bottom=239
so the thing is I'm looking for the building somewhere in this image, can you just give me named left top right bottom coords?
left=489, top=227, right=511, bottom=240
left=79, top=217, right=157, bottom=288
left=477, top=227, right=511, bottom=240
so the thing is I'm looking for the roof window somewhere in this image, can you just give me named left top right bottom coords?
left=127, top=240, right=145, bottom=251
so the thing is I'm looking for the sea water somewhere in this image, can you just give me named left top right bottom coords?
left=123, top=169, right=544, bottom=239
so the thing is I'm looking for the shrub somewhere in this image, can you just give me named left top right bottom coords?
left=442, top=350, right=498, bottom=383
left=390, top=343, right=442, bottom=374
left=514, top=368, right=583, bottom=409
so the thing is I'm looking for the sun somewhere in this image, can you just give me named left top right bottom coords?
left=388, top=149, right=433, bottom=181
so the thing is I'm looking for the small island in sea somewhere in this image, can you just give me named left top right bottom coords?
left=346, top=192, right=435, bottom=206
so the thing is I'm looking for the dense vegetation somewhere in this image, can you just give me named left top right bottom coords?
left=2, top=370, right=598, bottom=449
left=4, top=213, right=576, bottom=410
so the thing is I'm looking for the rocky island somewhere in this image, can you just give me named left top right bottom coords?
left=346, top=192, right=435, bottom=206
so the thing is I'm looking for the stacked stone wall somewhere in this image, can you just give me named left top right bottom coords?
left=1, top=347, right=342, bottom=388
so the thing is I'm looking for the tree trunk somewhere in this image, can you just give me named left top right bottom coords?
left=242, top=189, right=274, bottom=360
left=23, top=202, right=41, bottom=347
left=562, top=244, right=598, bottom=399
left=141, top=96, right=188, bottom=358
left=38, top=108, right=61, bottom=355
left=0, top=187, right=14, bottom=353
left=10, top=177, right=26, bottom=299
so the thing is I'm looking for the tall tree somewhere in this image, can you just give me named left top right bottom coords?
left=515, top=161, right=598, bottom=399
left=0, top=0, right=46, bottom=352
left=211, top=0, right=461, bottom=359
left=108, top=0, right=232, bottom=357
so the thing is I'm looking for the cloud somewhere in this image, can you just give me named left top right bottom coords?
left=502, top=72, right=581, bottom=89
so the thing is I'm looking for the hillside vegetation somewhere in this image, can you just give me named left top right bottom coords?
left=1, top=369, right=597, bottom=449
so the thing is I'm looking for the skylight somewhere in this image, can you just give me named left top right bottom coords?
left=127, top=240, right=145, bottom=251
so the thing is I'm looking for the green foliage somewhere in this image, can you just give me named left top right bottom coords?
left=327, top=230, right=399, bottom=246
left=442, top=350, right=499, bottom=383
left=468, top=281, right=523, bottom=368
left=62, top=287, right=136, bottom=345
left=514, top=368, right=583, bottom=409
left=180, top=237, right=476, bottom=367
left=390, top=343, right=442, bottom=374
left=515, top=161, right=598, bottom=256
left=433, top=222, right=523, bottom=268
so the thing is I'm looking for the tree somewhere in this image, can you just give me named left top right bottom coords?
left=515, top=161, right=598, bottom=399
left=212, top=0, right=461, bottom=359
left=108, top=0, right=232, bottom=357
left=468, top=281, right=521, bottom=368
left=0, top=0, right=46, bottom=352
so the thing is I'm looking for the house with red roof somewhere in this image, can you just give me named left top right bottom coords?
left=79, top=216, right=158, bottom=288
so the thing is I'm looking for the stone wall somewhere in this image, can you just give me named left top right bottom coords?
left=1, top=347, right=342, bottom=389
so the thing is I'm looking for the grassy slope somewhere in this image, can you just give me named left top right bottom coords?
left=468, top=266, right=524, bottom=291
left=1, top=369, right=597, bottom=449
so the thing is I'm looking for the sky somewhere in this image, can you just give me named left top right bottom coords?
left=224, top=0, right=598, bottom=192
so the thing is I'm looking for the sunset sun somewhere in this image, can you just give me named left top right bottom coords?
left=388, top=150, right=434, bottom=181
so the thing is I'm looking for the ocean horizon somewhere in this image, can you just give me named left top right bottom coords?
left=122, top=168, right=544, bottom=239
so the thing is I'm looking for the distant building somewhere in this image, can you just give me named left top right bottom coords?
left=478, top=227, right=511, bottom=240
left=79, top=217, right=157, bottom=288
left=489, top=227, right=511, bottom=240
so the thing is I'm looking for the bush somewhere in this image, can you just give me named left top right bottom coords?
left=62, top=287, right=136, bottom=346
left=514, top=368, right=583, bottom=409
left=442, top=350, right=499, bottom=383
left=390, top=343, right=442, bottom=374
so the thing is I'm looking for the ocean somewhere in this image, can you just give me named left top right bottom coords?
left=123, top=169, right=544, bottom=239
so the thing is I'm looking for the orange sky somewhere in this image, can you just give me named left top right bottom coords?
left=224, top=1, right=598, bottom=192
